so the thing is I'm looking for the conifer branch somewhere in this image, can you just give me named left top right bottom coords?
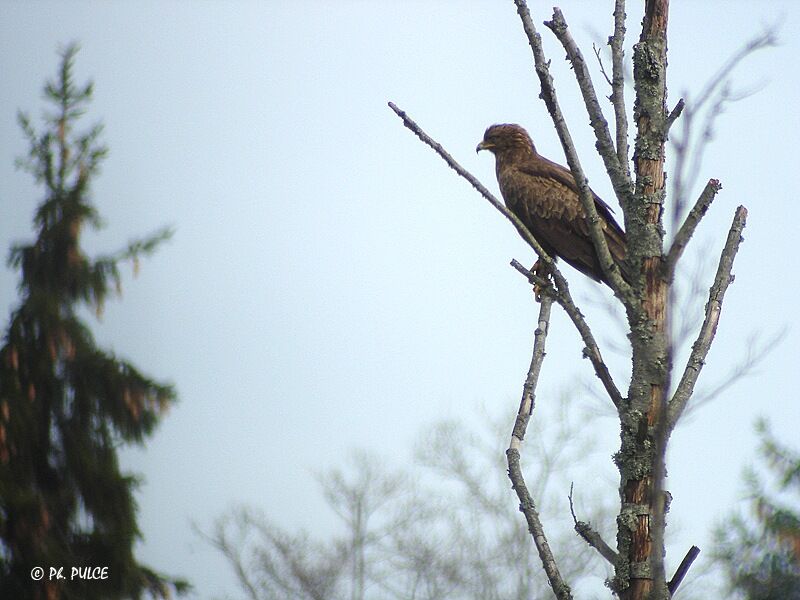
left=2, top=43, right=188, bottom=598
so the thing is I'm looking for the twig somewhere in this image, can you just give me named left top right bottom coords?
left=568, top=483, right=618, bottom=565
left=513, top=0, right=633, bottom=300
left=507, top=293, right=574, bottom=600
left=610, top=0, right=629, bottom=175
left=664, top=98, right=685, bottom=136
left=686, top=328, right=786, bottom=414
left=694, top=29, right=777, bottom=117
left=592, top=43, right=613, bottom=86
left=387, top=101, right=554, bottom=270
left=509, top=292, right=553, bottom=449
left=670, top=87, right=731, bottom=235
left=665, top=178, right=723, bottom=281
left=511, top=260, right=624, bottom=410
left=670, top=84, right=733, bottom=232
left=669, top=29, right=776, bottom=242
left=545, top=8, right=630, bottom=197
left=668, top=206, right=748, bottom=431
left=667, top=545, right=700, bottom=596
left=509, top=259, right=552, bottom=293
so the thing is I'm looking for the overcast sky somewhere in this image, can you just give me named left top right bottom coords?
left=1, top=1, right=798, bottom=598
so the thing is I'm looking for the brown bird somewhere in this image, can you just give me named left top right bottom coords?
left=477, top=123, right=631, bottom=287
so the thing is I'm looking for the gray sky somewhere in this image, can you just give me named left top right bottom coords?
left=1, top=1, right=798, bottom=598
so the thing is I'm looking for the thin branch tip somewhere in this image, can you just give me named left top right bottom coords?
left=592, top=43, right=613, bottom=86
left=668, top=545, right=701, bottom=595
left=669, top=206, right=748, bottom=429
left=665, top=98, right=686, bottom=134
left=666, top=178, right=725, bottom=278
left=569, top=483, right=618, bottom=565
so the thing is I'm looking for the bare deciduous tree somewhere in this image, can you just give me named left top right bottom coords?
left=205, top=395, right=615, bottom=600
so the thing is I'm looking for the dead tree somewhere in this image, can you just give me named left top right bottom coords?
left=389, top=1, right=762, bottom=598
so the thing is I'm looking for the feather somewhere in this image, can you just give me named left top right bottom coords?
left=477, top=124, right=631, bottom=286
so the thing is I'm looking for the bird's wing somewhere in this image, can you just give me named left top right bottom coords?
left=502, top=157, right=631, bottom=283
left=517, top=156, right=619, bottom=219
left=528, top=208, right=606, bottom=282
left=499, top=163, right=600, bottom=280
left=517, top=156, right=628, bottom=258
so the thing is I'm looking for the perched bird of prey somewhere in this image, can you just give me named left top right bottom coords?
left=476, top=123, right=631, bottom=287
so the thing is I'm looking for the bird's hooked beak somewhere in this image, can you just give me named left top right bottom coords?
left=476, top=140, right=494, bottom=154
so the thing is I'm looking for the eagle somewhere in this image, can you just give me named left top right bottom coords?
left=476, top=124, right=631, bottom=287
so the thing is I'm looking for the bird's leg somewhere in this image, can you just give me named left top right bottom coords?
left=531, top=259, right=553, bottom=301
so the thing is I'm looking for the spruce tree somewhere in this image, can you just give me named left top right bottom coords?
left=716, top=421, right=800, bottom=599
left=0, top=44, right=188, bottom=599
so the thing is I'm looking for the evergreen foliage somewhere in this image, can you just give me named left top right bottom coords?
left=716, top=420, right=800, bottom=599
left=0, top=44, right=188, bottom=599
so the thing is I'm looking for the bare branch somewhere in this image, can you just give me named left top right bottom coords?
left=685, top=328, right=786, bottom=415
left=511, top=260, right=624, bottom=409
left=568, top=483, right=618, bottom=565
left=513, top=0, right=634, bottom=299
left=509, top=259, right=552, bottom=292
left=592, top=43, right=613, bottom=86
left=506, top=293, right=574, bottom=600
left=195, top=517, right=262, bottom=600
left=545, top=8, right=630, bottom=196
left=668, top=206, right=748, bottom=431
left=667, top=545, right=700, bottom=596
left=664, top=98, right=685, bottom=136
left=665, top=178, right=723, bottom=280
left=693, top=29, right=777, bottom=115
left=669, top=28, right=776, bottom=239
left=610, top=0, right=630, bottom=174
left=388, top=101, right=555, bottom=271
left=509, top=292, right=553, bottom=450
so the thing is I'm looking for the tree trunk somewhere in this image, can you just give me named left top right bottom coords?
left=618, top=1, right=670, bottom=599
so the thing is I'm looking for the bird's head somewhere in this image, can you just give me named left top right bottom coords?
left=476, top=124, right=536, bottom=156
